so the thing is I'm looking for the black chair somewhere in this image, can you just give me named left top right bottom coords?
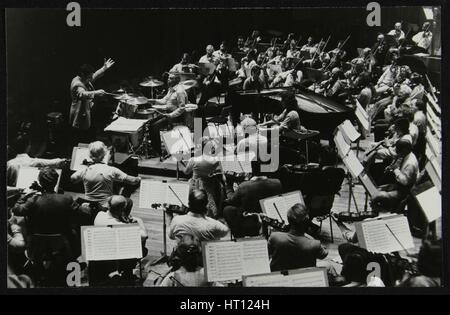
left=304, top=167, right=346, bottom=242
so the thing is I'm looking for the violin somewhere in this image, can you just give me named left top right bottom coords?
left=151, top=203, right=188, bottom=216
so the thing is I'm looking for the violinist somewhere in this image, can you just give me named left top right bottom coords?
left=412, top=22, right=433, bottom=52
left=375, top=58, right=399, bottom=96
left=388, top=22, right=406, bottom=43
left=372, top=34, right=389, bottom=67
left=199, top=45, right=218, bottom=64
left=243, top=65, right=267, bottom=91
left=281, top=33, right=296, bottom=53
left=169, top=189, right=229, bottom=243
left=70, top=141, right=141, bottom=207
left=236, top=36, right=247, bottom=54
left=300, top=36, right=314, bottom=58
left=286, top=39, right=300, bottom=59
left=213, top=41, right=232, bottom=60
left=328, top=40, right=347, bottom=68
left=371, top=138, right=419, bottom=211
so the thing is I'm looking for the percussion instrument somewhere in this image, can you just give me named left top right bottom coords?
left=114, top=93, right=138, bottom=101
left=179, top=80, right=198, bottom=90
left=123, top=96, right=150, bottom=106
left=134, top=108, right=158, bottom=120
left=140, top=79, right=164, bottom=88
left=228, top=77, right=243, bottom=87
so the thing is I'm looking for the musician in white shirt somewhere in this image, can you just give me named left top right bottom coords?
left=199, top=45, right=218, bottom=64
left=412, top=22, right=433, bottom=51
left=387, top=22, right=405, bottom=41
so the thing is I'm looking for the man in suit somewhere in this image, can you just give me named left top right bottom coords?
left=223, top=163, right=282, bottom=237
left=69, top=58, right=115, bottom=145
left=268, top=203, right=328, bottom=272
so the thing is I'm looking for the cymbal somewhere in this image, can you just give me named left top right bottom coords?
left=136, top=109, right=156, bottom=114
left=140, top=79, right=164, bottom=87
left=114, top=93, right=136, bottom=101
left=124, top=96, right=150, bottom=106
left=152, top=105, right=167, bottom=110
left=180, top=80, right=198, bottom=90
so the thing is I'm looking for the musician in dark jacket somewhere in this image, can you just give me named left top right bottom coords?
left=268, top=203, right=328, bottom=272
left=12, top=167, right=89, bottom=257
left=223, top=163, right=282, bottom=237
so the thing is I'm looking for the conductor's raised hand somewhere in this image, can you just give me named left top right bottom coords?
left=104, top=58, right=115, bottom=70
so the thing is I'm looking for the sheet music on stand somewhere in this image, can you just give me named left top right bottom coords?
left=139, top=179, right=189, bottom=208
left=161, top=126, right=194, bottom=159
left=81, top=224, right=143, bottom=261
left=260, top=190, right=305, bottom=224
left=358, top=172, right=378, bottom=198
left=334, top=130, right=351, bottom=157
left=342, top=150, right=364, bottom=179
left=202, top=237, right=270, bottom=282
left=338, top=120, right=361, bottom=143
left=415, top=186, right=441, bottom=223
left=355, top=100, right=370, bottom=135
left=426, top=127, right=441, bottom=157
left=104, top=117, right=147, bottom=133
left=355, top=214, right=414, bottom=254
left=206, top=123, right=233, bottom=139
left=243, top=267, right=329, bottom=287
left=16, top=166, right=62, bottom=192
left=70, top=146, right=111, bottom=171
left=425, top=160, right=441, bottom=193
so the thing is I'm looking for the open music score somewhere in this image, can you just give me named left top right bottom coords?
left=334, top=130, right=351, bottom=157
left=342, top=150, right=364, bottom=179
left=355, top=214, right=414, bottom=254
left=70, top=146, right=111, bottom=171
left=260, top=190, right=304, bottom=224
left=104, top=117, right=148, bottom=133
left=161, top=126, right=194, bottom=158
left=243, top=267, right=329, bottom=287
left=206, top=123, right=234, bottom=139
left=358, top=173, right=378, bottom=198
left=81, top=224, right=143, bottom=261
left=16, top=166, right=62, bottom=192
left=355, top=100, right=370, bottom=135
left=139, top=179, right=189, bottom=208
left=202, top=237, right=270, bottom=282
left=415, top=185, right=441, bottom=223
left=338, top=120, right=361, bottom=143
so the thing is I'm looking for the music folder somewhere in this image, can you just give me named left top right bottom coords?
left=202, top=237, right=270, bottom=283
left=338, top=120, right=361, bottom=143
left=355, top=214, right=414, bottom=254
left=355, top=99, right=370, bottom=134
left=16, top=166, right=62, bottom=192
left=139, top=179, right=189, bottom=208
left=161, top=126, right=194, bottom=158
left=259, top=190, right=305, bottom=224
left=81, top=224, right=143, bottom=261
left=358, top=172, right=378, bottom=198
left=414, top=184, right=441, bottom=223
left=243, top=267, right=329, bottom=287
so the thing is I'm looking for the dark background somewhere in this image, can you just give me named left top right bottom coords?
left=5, top=7, right=432, bottom=143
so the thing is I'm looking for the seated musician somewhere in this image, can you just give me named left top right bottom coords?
left=169, top=189, right=229, bottom=244
left=70, top=141, right=140, bottom=213
left=12, top=167, right=87, bottom=258
left=235, top=36, right=247, bottom=54
left=300, top=36, right=314, bottom=57
left=223, top=162, right=282, bottom=238
left=7, top=135, right=67, bottom=187
left=387, top=22, right=405, bottom=42
left=199, top=45, right=218, bottom=64
left=243, top=65, right=266, bottom=91
left=372, top=33, right=389, bottom=67
left=159, top=243, right=211, bottom=287
left=264, top=90, right=304, bottom=133
left=213, top=41, right=232, bottom=60
left=148, top=73, right=188, bottom=156
left=412, top=22, right=433, bottom=52
left=372, top=138, right=419, bottom=211
left=364, top=118, right=413, bottom=168
left=313, top=67, right=346, bottom=101
left=236, top=118, right=268, bottom=159
left=286, top=39, right=300, bottom=59
left=407, top=72, right=426, bottom=103
left=268, top=203, right=328, bottom=272
left=375, top=60, right=399, bottom=96
left=269, top=57, right=303, bottom=88
left=185, top=138, right=223, bottom=218
left=170, top=53, right=193, bottom=73
left=94, top=195, right=148, bottom=243
left=328, top=40, right=347, bottom=68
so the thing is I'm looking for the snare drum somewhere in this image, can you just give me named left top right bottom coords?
left=135, top=108, right=157, bottom=120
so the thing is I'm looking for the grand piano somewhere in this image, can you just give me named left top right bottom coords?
left=228, top=87, right=353, bottom=139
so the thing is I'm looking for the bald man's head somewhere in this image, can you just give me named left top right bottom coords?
left=108, top=195, right=128, bottom=216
